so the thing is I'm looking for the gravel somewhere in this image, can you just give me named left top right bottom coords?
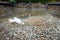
left=0, top=15, right=60, bottom=40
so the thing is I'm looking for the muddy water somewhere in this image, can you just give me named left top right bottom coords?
left=46, top=9, right=60, bottom=18
left=0, top=6, right=60, bottom=19
left=0, top=6, right=47, bottom=18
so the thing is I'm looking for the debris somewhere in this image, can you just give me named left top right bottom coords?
left=8, top=17, right=24, bottom=24
left=8, top=19, right=15, bottom=23
left=14, top=17, right=22, bottom=24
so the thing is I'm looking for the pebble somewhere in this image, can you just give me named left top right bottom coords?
left=6, top=37, right=9, bottom=40
left=0, top=16, right=60, bottom=40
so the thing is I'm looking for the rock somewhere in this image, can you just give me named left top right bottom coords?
left=0, top=16, right=60, bottom=40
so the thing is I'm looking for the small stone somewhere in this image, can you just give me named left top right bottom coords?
left=14, top=33, right=17, bottom=36
left=40, top=37, right=46, bottom=40
left=6, top=37, right=9, bottom=40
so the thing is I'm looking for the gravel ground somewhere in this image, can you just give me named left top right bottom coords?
left=0, top=14, right=60, bottom=40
